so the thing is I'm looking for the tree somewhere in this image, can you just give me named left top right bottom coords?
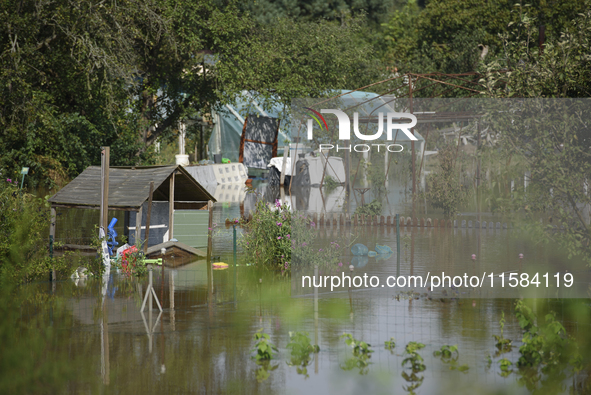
left=0, top=0, right=382, bottom=186
left=480, top=8, right=591, bottom=263
left=381, top=0, right=588, bottom=78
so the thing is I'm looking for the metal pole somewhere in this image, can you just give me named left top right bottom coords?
left=233, top=224, right=237, bottom=304
left=149, top=266, right=153, bottom=324
left=314, top=264, right=319, bottom=374
left=396, top=214, right=401, bottom=277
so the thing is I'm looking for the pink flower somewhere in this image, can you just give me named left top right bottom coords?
left=310, top=221, right=316, bottom=228
left=6, top=178, right=11, bottom=183
left=275, top=199, right=281, bottom=208
left=338, top=262, right=343, bottom=267
left=286, top=234, right=290, bottom=238
left=277, top=222, right=282, bottom=226
left=277, top=236, right=282, bottom=240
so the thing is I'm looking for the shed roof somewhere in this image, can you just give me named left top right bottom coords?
left=48, top=165, right=215, bottom=209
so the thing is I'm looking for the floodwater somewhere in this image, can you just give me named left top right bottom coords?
left=21, top=181, right=591, bottom=394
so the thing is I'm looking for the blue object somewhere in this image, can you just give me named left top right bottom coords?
left=351, top=243, right=369, bottom=256
left=368, top=251, right=377, bottom=257
left=375, top=244, right=393, bottom=254
left=106, top=218, right=118, bottom=256
left=376, top=251, right=393, bottom=262
left=351, top=255, right=369, bottom=268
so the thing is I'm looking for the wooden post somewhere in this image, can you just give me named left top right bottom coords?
left=168, top=173, right=175, bottom=241
left=50, top=206, right=56, bottom=282
left=135, top=206, right=142, bottom=247
left=280, top=145, right=289, bottom=186
left=144, top=181, right=154, bottom=254
left=100, top=147, right=110, bottom=231
left=344, top=149, right=350, bottom=193
left=206, top=200, right=214, bottom=296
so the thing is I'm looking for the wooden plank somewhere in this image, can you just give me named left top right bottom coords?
left=135, top=205, right=142, bottom=247
left=169, top=174, right=175, bottom=240
left=144, top=181, right=154, bottom=254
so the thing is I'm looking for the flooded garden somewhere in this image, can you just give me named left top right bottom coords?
left=4, top=164, right=591, bottom=394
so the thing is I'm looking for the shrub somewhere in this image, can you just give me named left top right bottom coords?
left=0, top=179, right=72, bottom=284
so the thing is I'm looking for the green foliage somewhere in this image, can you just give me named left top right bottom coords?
left=111, top=245, right=147, bottom=277
left=340, top=333, right=373, bottom=374
left=492, top=311, right=513, bottom=354
left=514, top=301, right=582, bottom=372
left=323, top=175, right=340, bottom=194
left=243, top=0, right=395, bottom=26
left=402, top=341, right=426, bottom=372
left=252, top=329, right=278, bottom=361
left=240, top=198, right=292, bottom=272
left=354, top=199, right=382, bottom=217
left=286, top=331, right=319, bottom=378
left=401, top=341, right=426, bottom=394
left=433, top=345, right=458, bottom=360
left=424, top=143, right=469, bottom=217
left=381, top=0, right=588, bottom=81
left=384, top=337, right=396, bottom=351
left=0, top=0, right=380, bottom=186
left=481, top=7, right=591, bottom=98
left=499, top=358, right=513, bottom=377
left=0, top=180, right=72, bottom=283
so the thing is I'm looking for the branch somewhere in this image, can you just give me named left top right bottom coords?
left=143, top=95, right=192, bottom=148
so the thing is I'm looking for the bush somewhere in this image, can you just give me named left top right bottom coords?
left=240, top=199, right=293, bottom=272
left=424, top=144, right=469, bottom=217
left=0, top=179, right=71, bottom=284
left=240, top=196, right=347, bottom=274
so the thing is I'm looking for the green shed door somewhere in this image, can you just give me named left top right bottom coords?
left=173, top=210, right=209, bottom=249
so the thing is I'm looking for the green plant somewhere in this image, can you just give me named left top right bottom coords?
left=286, top=331, right=319, bottom=377
left=340, top=333, right=373, bottom=374
left=111, top=244, right=147, bottom=277
left=402, top=341, right=426, bottom=373
left=384, top=338, right=396, bottom=351
left=251, top=329, right=278, bottom=361
left=499, top=358, right=513, bottom=377
left=354, top=199, right=382, bottom=217
left=492, top=311, right=512, bottom=354
left=0, top=179, right=73, bottom=283
left=514, top=301, right=582, bottom=372
left=401, top=341, right=427, bottom=394
left=240, top=197, right=292, bottom=272
left=323, top=175, right=340, bottom=194
left=433, top=345, right=458, bottom=361
left=424, top=143, right=469, bottom=218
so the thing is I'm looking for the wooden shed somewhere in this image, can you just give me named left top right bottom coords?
left=48, top=165, right=216, bottom=263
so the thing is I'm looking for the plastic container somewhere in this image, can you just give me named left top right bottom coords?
left=375, top=244, right=393, bottom=254
left=368, top=251, right=377, bottom=257
left=351, top=243, right=369, bottom=256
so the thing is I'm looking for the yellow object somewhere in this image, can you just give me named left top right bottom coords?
left=213, top=262, right=229, bottom=270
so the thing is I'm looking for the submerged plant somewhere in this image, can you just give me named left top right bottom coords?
left=402, top=341, right=426, bottom=394
left=402, top=341, right=426, bottom=373
left=434, top=345, right=469, bottom=373
left=340, top=333, right=373, bottom=374
left=252, top=329, right=278, bottom=361
left=384, top=338, right=396, bottom=352
left=433, top=345, right=458, bottom=361
left=514, top=301, right=582, bottom=372
left=286, top=331, right=319, bottom=378
left=492, top=311, right=512, bottom=355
